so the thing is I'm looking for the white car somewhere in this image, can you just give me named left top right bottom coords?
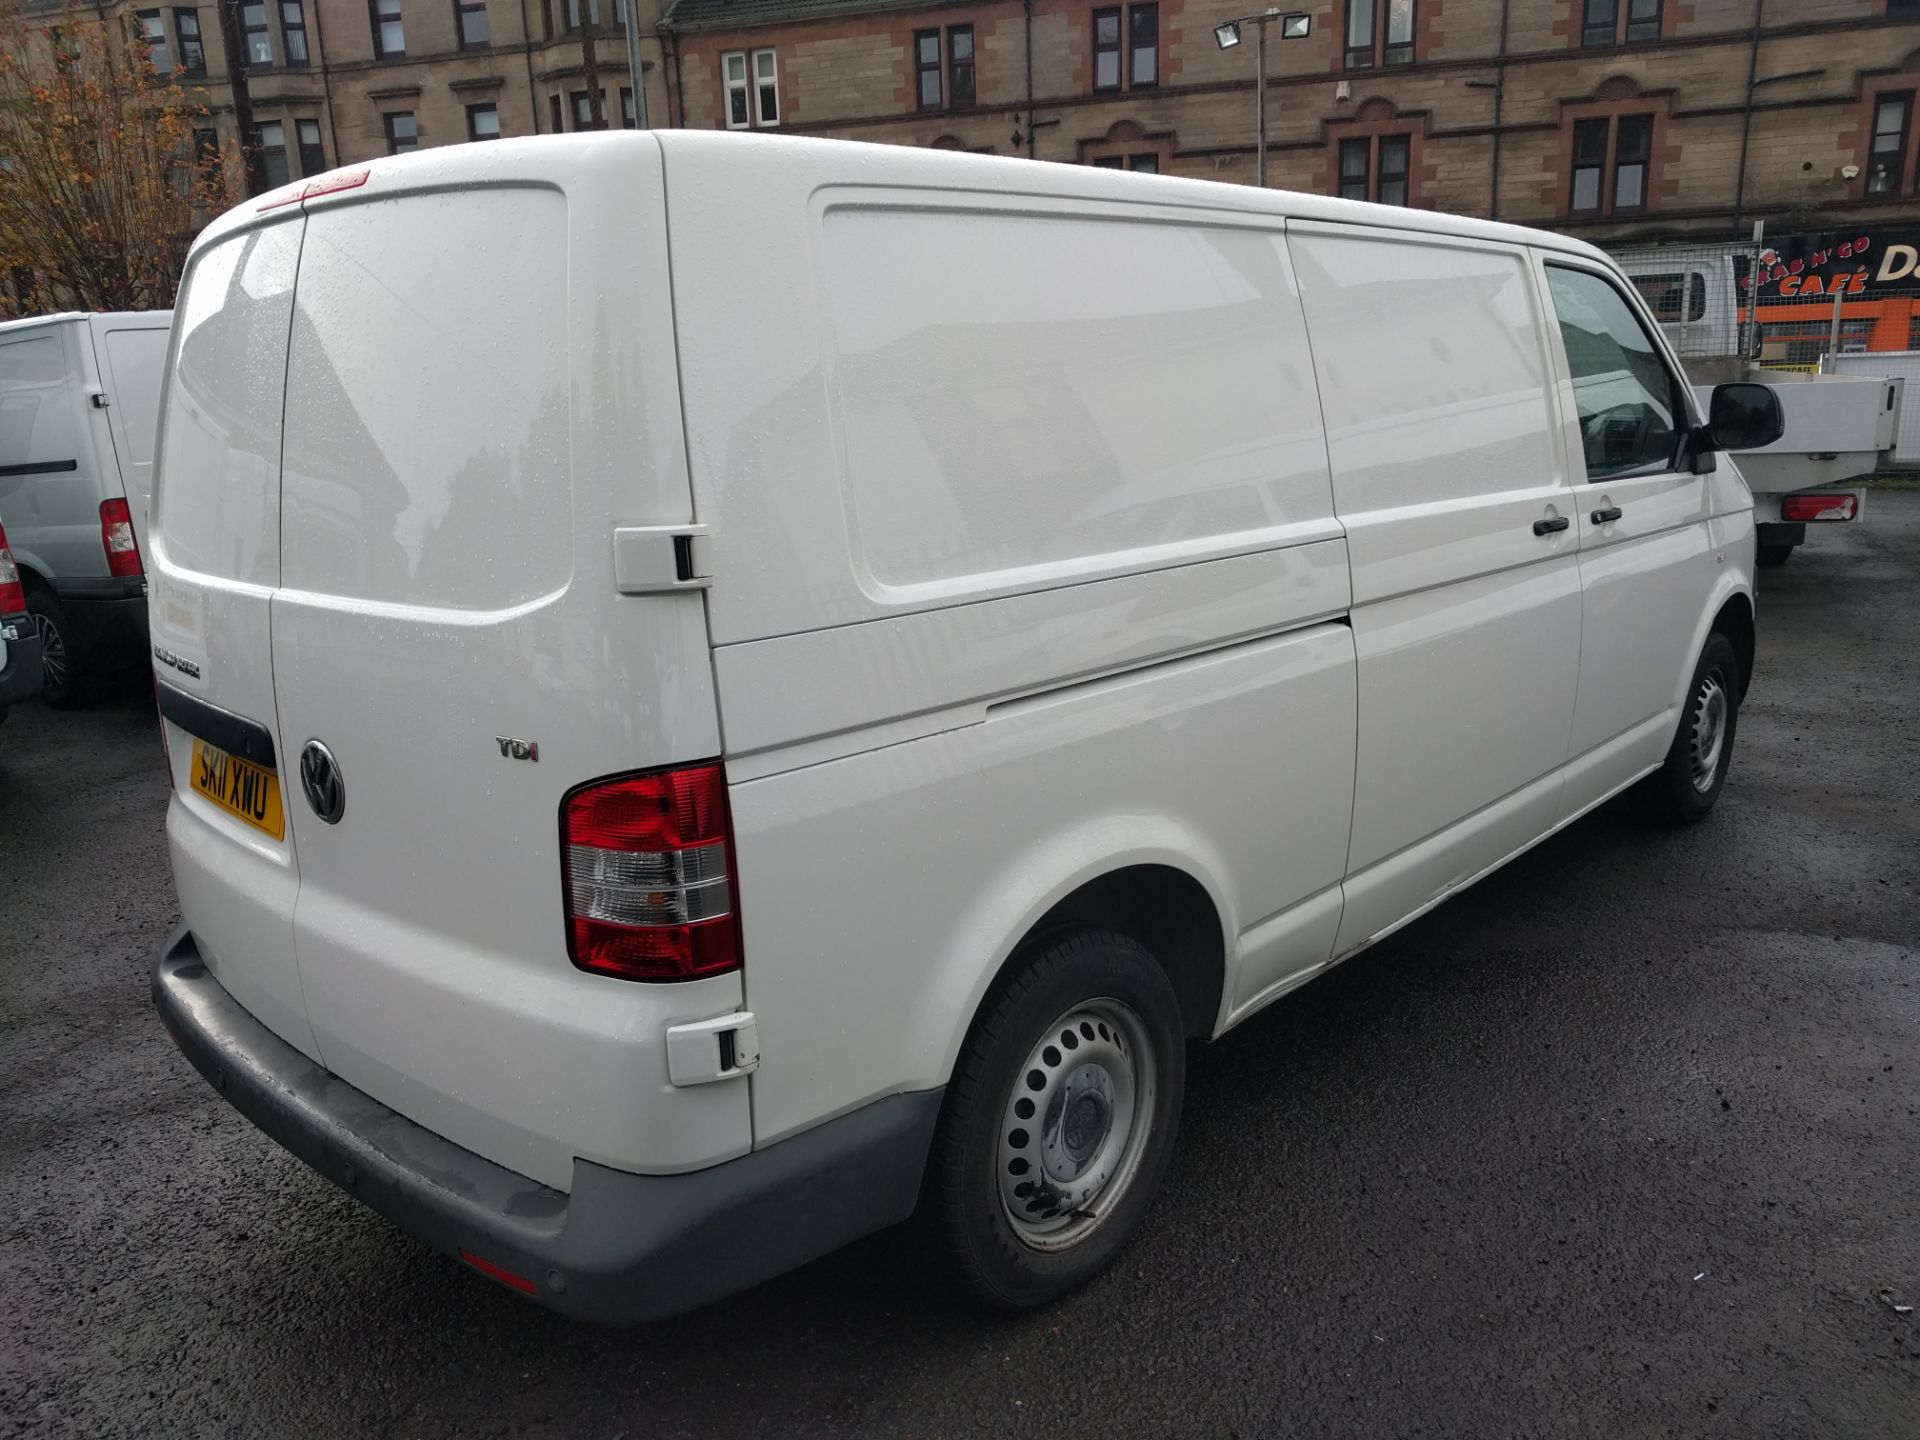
left=148, top=133, right=1781, bottom=1321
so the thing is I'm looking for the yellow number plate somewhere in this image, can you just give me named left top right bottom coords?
left=189, top=737, right=285, bottom=840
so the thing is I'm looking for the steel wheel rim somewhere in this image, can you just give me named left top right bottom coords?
left=1690, top=669, right=1728, bottom=793
left=997, top=998, right=1156, bottom=1253
left=31, top=612, right=68, bottom=696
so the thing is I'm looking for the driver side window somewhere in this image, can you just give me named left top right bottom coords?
left=1545, top=264, right=1685, bottom=481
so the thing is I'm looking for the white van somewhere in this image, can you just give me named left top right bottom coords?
left=149, top=134, right=1780, bottom=1322
left=0, top=310, right=171, bottom=705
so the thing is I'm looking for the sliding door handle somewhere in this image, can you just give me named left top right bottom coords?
left=1533, top=516, right=1571, bottom=536
left=1591, top=506, right=1623, bottom=524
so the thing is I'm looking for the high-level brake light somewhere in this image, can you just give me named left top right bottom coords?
left=561, top=763, right=743, bottom=981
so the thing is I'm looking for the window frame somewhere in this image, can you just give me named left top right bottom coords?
left=915, top=28, right=942, bottom=110
left=1129, top=3, right=1158, bottom=87
left=1869, top=91, right=1913, bottom=195
left=173, top=7, right=205, bottom=76
left=255, top=119, right=289, bottom=188
left=370, top=0, right=404, bottom=59
left=620, top=85, right=636, bottom=127
left=752, top=47, right=779, bottom=126
left=1583, top=0, right=1660, bottom=47
left=1894, top=0, right=1920, bottom=16
left=570, top=88, right=605, bottom=129
left=1568, top=113, right=1655, bottom=218
left=137, top=10, right=171, bottom=73
left=1544, top=260, right=1693, bottom=483
left=1337, top=133, right=1412, bottom=205
left=455, top=0, right=489, bottom=48
left=722, top=51, right=750, bottom=128
left=295, top=116, right=324, bottom=174
left=1092, top=4, right=1155, bottom=93
left=949, top=24, right=975, bottom=108
left=1612, top=113, right=1652, bottom=214
left=281, top=0, right=309, bottom=67
left=1092, top=7, right=1121, bottom=91
left=466, top=102, right=500, bottom=140
left=240, top=0, right=273, bottom=67
left=1338, top=136, right=1371, bottom=199
left=1345, top=0, right=1414, bottom=69
left=383, top=109, right=417, bottom=153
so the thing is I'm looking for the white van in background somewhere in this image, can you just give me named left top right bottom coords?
left=148, top=134, right=1778, bottom=1323
left=0, top=311, right=171, bottom=705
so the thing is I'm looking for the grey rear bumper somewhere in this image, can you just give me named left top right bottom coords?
left=152, top=926, right=941, bottom=1323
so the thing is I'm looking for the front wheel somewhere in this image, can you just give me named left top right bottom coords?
left=1637, top=632, right=1740, bottom=824
left=923, top=930, right=1185, bottom=1310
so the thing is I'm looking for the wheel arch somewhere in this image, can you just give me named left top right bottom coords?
left=1710, top=590, right=1756, bottom=703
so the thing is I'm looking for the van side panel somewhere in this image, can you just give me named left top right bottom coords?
left=0, top=324, right=93, bottom=583
left=693, top=179, right=1356, bottom=1144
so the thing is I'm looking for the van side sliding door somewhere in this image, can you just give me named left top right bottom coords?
left=1288, top=225, right=1585, bottom=955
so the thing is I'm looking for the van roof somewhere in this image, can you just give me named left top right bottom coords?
left=0, top=310, right=171, bottom=337
left=196, top=130, right=1612, bottom=269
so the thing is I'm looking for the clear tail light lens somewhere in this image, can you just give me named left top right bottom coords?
left=100, top=498, right=142, bottom=578
left=561, top=763, right=743, bottom=981
left=0, top=524, right=24, bottom=614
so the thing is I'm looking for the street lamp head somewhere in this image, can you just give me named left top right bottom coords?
left=1281, top=12, right=1311, bottom=38
left=1214, top=20, right=1242, bottom=48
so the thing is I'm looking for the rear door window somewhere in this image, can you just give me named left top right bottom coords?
left=1545, top=265, right=1686, bottom=482
left=0, top=333, right=78, bottom=473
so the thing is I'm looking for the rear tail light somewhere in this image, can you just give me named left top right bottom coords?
left=561, top=763, right=742, bottom=981
left=0, top=523, right=24, bottom=614
left=1779, top=493, right=1858, bottom=523
left=100, top=498, right=142, bottom=577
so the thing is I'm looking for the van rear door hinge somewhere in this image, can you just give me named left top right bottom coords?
left=613, top=524, right=711, bottom=594
left=665, top=1011, right=759, bottom=1086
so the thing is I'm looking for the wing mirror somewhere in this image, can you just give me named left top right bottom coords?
left=1703, top=382, right=1785, bottom=452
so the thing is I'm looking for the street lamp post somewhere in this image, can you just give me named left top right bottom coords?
left=1214, top=9, right=1311, bottom=189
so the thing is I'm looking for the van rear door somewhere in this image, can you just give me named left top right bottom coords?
left=271, top=144, right=744, bottom=1192
left=150, top=215, right=313, bottom=1056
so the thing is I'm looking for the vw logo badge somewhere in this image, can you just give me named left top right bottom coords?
left=299, top=739, right=345, bottom=824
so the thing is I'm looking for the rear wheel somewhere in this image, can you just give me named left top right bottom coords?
left=1637, top=632, right=1740, bottom=825
left=924, top=930, right=1185, bottom=1310
left=26, top=590, right=88, bottom=709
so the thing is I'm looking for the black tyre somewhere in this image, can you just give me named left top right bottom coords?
left=1756, top=542, right=1795, bottom=567
left=25, top=589, right=88, bottom=709
left=923, top=929, right=1186, bottom=1310
left=1636, top=631, right=1740, bottom=825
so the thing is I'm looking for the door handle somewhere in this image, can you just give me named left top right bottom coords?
left=1533, top=516, right=1571, bottom=536
left=1591, top=506, right=1623, bottom=524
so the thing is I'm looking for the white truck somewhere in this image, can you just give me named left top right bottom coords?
left=1616, top=248, right=1900, bottom=564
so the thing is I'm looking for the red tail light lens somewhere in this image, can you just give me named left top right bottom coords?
left=100, top=498, right=142, bottom=578
left=561, top=763, right=742, bottom=981
left=0, top=523, right=25, bottom=614
left=1779, top=493, right=1858, bottom=523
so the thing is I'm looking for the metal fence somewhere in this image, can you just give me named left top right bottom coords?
left=1606, top=239, right=1762, bottom=361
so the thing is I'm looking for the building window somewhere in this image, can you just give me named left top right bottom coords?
left=240, top=1, right=272, bottom=64
left=562, top=0, right=593, bottom=30
left=1570, top=113, right=1653, bottom=216
left=548, top=93, right=562, bottom=132
left=281, top=0, right=308, bottom=65
left=467, top=102, right=500, bottom=140
left=192, top=125, right=220, bottom=178
left=456, top=0, right=488, bottom=45
left=915, top=30, right=941, bottom=109
left=173, top=9, right=204, bottom=75
left=384, top=110, right=417, bottom=152
left=371, top=0, right=404, bottom=58
left=1346, top=0, right=1413, bottom=69
left=723, top=50, right=776, bottom=127
left=137, top=10, right=171, bottom=72
left=1092, top=153, right=1159, bottom=171
left=1093, top=8, right=1120, bottom=89
left=1895, top=0, right=1920, bottom=16
left=571, top=89, right=604, bottom=128
left=255, top=119, right=288, bottom=188
left=620, top=86, right=636, bottom=126
left=1093, top=4, right=1155, bottom=92
left=1130, top=5, right=1157, bottom=86
left=296, top=117, right=324, bottom=173
left=1582, top=0, right=1660, bottom=46
left=753, top=48, right=779, bottom=124
left=1869, top=92, right=1911, bottom=194
left=1338, top=134, right=1410, bottom=204
left=915, top=26, right=974, bottom=111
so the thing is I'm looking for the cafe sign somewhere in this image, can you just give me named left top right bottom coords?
left=1756, top=228, right=1920, bottom=298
